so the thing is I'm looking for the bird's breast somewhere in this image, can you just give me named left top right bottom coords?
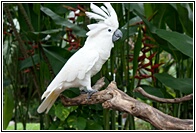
left=87, top=43, right=113, bottom=77
left=90, top=57, right=107, bottom=77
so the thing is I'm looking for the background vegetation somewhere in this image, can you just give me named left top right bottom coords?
left=3, top=3, right=193, bottom=130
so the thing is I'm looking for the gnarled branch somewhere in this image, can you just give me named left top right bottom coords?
left=60, top=79, right=193, bottom=130
left=134, top=87, right=193, bottom=103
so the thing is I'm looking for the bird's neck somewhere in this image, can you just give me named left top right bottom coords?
left=84, top=37, right=114, bottom=60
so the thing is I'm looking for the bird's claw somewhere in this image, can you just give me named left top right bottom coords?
left=80, top=89, right=98, bottom=99
left=87, top=90, right=98, bottom=99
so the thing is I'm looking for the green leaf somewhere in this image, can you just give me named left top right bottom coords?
left=43, top=3, right=74, bottom=14
left=136, top=5, right=193, bottom=59
left=42, top=45, right=73, bottom=74
left=19, top=54, right=40, bottom=70
left=67, top=115, right=87, bottom=130
left=40, top=6, right=71, bottom=26
left=67, top=106, right=78, bottom=112
left=42, top=45, right=72, bottom=59
left=135, top=85, right=164, bottom=99
left=3, top=88, right=14, bottom=130
left=55, top=104, right=70, bottom=121
left=33, top=3, right=41, bottom=15
left=40, top=6, right=86, bottom=37
left=121, top=16, right=141, bottom=38
left=148, top=3, right=165, bottom=28
left=124, top=3, right=144, bottom=15
left=176, top=3, right=193, bottom=37
left=39, top=61, right=51, bottom=84
left=19, top=4, right=39, bottom=31
left=164, top=4, right=183, bottom=33
left=133, top=9, right=157, bottom=33
left=130, top=28, right=142, bottom=90
left=154, top=73, right=193, bottom=94
left=55, top=103, right=77, bottom=121
left=155, top=29, right=193, bottom=58
left=143, top=3, right=153, bottom=18
left=132, top=28, right=142, bottom=77
left=64, top=88, right=80, bottom=98
left=85, top=120, right=103, bottom=130
left=33, top=28, right=62, bottom=34
left=89, top=104, right=103, bottom=111
left=43, top=47, right=67, bottom=74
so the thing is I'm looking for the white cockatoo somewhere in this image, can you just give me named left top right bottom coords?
left=37, top=3, right=122, bottom=113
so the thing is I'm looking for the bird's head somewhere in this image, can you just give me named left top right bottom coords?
left=85, top=3, right=123, bottom=43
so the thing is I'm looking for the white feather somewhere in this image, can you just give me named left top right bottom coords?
left=87, top=24, right=98, bottom=30
left=37, top=89, right=60, bottom=113
left=101, top=6, right=110, bottom=16
left=90, top=3, right=109, bottom=19
left=85, top=12, right=105, bottom=21
left=104, top=3, right=115, bottom=15
left=86, top=23, right=107, bottom=36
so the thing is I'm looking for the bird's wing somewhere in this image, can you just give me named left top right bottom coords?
left=64, top=49, right=99, bottom=81
left=45, top=48, right=99, bottom=92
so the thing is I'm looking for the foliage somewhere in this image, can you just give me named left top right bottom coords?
left=3, top=2, right=193, bottom=130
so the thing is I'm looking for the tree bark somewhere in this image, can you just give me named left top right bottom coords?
left=134, top=87, right=193, bottom=103
left=60, top=79, right=193, bottom=130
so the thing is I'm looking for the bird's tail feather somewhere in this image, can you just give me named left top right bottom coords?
left=37, top=89, right=60, bottom=114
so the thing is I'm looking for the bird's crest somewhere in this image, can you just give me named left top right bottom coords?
left=85, top=3, right=119, bottom=36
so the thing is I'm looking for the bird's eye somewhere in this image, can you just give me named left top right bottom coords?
left=108, top=29, right=112, bottom=32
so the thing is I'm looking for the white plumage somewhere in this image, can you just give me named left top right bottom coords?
left=37, top=3, right=122, bottom=114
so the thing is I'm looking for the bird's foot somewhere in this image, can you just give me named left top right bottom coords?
left=80, top=88, right=98, bottom=99
left=87, top=89, right=98, bottom=99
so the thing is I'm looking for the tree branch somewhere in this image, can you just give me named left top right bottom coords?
left=60, top=79, right=193, bottom=130
left=134, top=87, right=193, bottom=103
left=60, top=77, right=107, bottom=106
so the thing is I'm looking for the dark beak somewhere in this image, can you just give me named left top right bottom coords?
left=112, top=29, right=123, bottom=42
